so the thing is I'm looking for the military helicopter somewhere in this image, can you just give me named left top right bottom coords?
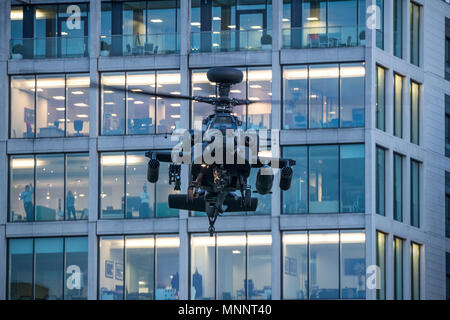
left=105, top=67, right=296, bottom=235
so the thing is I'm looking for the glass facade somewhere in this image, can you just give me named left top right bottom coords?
left=411, top=81, right=420, bottom=144
left=8, top=237, right=88, bottom=300
left=282, top=144, right=364, bottom=214
left=9, top=153, right=89, bottom=222
left=410, top=2, right=420, bottom=66
left=411, top=242, right=420, bottom=300
left=394, top=237, right=403, bottom=300
left=101, top=1, right=180, bottom=56
left=393, top=0, right=402, bottom=58
left=191, top=0, right=272, bottom=53
left=376, top=0, right=384, bottom=49
left=10, top=4, right=89, bottom=59
left=101, top=71, right=181, bottom=135
left=192, top=67, right=272, bottom=130
left=283, top=63, right=365, bottom=129
left=446, top=172, right=450, bottom=238
left=376, top=146, right=385, bottom=216
left=394, top=73, right=403, bottom=138
left=376, top=231, right=386, bottom=300
left=190, top=233, right=272, bottom=300
left=281, top=0, right=366, bottom=49
left=10, top=74, right=90, bottom=139
left=100, top=151, right=179, bottom=219
left=394, top=153, right=403, bottom=222
left=99, top=235, right=179, bottom=300
left=411, top=159, right=420, bottom=228
left=376, top=66, right=385, bottom=131
left=282, top=230, right=365, bottom=299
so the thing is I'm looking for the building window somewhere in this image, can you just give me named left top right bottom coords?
left=10, top=4, right=89, bottom=59
left=101, top=71, right=181, bottom=135
left=446, top=172, right=450, bottom=238
left=411, top=242, right=421, bottom=300
left=281, top=0, right=366, bottom=49
left=410, top=2, right=420, bottom=66
left=376, top=0, right=384, bottom=49
left=10, top=74, right=90, bottom=139
left=393, top=237, right=403, bottom=300
left=376, top=146, right=386, bottom=216
left=446, top=252, right=450, bottom=300
left=394, top=73, right=403, bottom=138
left=376, top=66, right=386, bottom=131
left=99, top=235, right=179, bottom=300
left=191, top=0, right=272, bottom=53
left=8, top=237, right=88, bottom=300
left=410, top=159, right=420, bottom=227
left=190, top=232, right=272, bottom=300
left=282, top=144, right=364, bottom=214
left=446, top=95, right=450, bottom=157
left=100, top=1, right=180, bottom=56
left=283, top=62, right=365, bottom=129
left=9, top=153, right=89, bottom=222
left=282, top=230, right=365, bottom=299
left=446, top=18, right=450, bottom=81
left=376, top=231, right=386, bottom=300
left=393, top=0, right=402, bottom=58
left=192, top=67, right=272, bottom=131
left=410, top=81, right=420, bottom=144
left=393, top=153, right=403, bottom=222
left=100, top=151, right=179, bottom=219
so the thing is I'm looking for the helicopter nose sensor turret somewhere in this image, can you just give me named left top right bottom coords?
left=207, top=67, right=243, bottom=84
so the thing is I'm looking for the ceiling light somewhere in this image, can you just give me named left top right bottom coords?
left=171, top=114, right=181, bottom=119
left=131, top=88, right=143, bottom=92
left=193, top=87, right=202, bottom=91
left=228, top=25, right=236, bottom=29
left=11, top=158, right=35, bottom=169
left=250, top=85, right=261, bottom=89
left=191, top=22, right=201, bottom=26
left=71, top=91, right=84, bottom=95
left=170, top=91, right=181, bottom=95
left=77, top=114, right=88, bottom=118
left=150, top=19, right=163, bottom=23
left=282, top=18, right=290, bottom=22
left=307, top=17, right=319, bottom=21
left=56, top=108, right=65, bottom=111
left=103, top=90, right=114, bottom=94
left=74, top=103, right=88, bottom=107
left=250, top=26, right=262, bottom=29
left=170, top=103, right=180, bottom=107
left=134, top=101, right=144, bottom=104
left=213, top=17, right=221, bottom=21
left=213, top=43, right=219, bottom=47
left=53, top=96, right=65, bottom=100
left=104, top=102, right=115, bottom=105
left=230, top=89, right=241, bottom=93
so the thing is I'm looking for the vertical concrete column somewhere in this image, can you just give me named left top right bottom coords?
left=178, top=0, right=191, bottom=301
left=0, top=0, right=10, bottom=301
left=385, top=68, right=394, bottom=136
left=87, top=0, right=101, bottom=300
left=270, top=0, right=283, bottom=301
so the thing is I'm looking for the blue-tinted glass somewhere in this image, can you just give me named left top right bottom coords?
left=376, top=0, right=384, bottom=49
left=102, top=72, right=125, bottom=135
left=58, top=4, right=88, bottom=57
left=411, top=82, right=419, bottom=144
left=126, top=152, right=154, bottom=218
left=394, top=237, right=403, bottom=300
left=64, top=237, right=88, bottom=300
left=376, top=66, right=385, bottom=131
left=247, top=233, right=272, bottom=300
left=376, top=231, right=386, bottom=300
left=10, top=75, right=35, bottom=139
left=125, top=236, right=155, bottom=300
left=411, top=160, right=420, bottom=227
left=100, top=153, right=125, bottom=219
left=282, top=232, right=308, bottom=299
left=66, top=153, right=89, bottom=220
left=34, top=5, right=57, bottom=58
left=309, top=231, right=339, bottom=299
left=394, top=154, right=403, bottom=222
left=340, top=230, right=365, bottom=299
left=282, top=146, right=307, bottom=214
left=376, top=147, right=385, bottom=216
left=410, top=3, right=420, bottom=66
left=34, top=238, right=64, bottom=300
left=156, top=161, right=179, bottom=218
left=283, top=66, right=307, bottom=129
left=35, top=154, right=65, bottom=221
left=10, top=156, right=35, bottom=222
left=155, top=235, right=180, bottom=300
left=393, top=0, right=402, bottom=58
left=99, top=236, right=124, bottom=300
left=340, top=144, right=364, bottom=212
left=309, top=145, right=339, bottom=213
left=340, top=63, right=365, bottom=127
left=411, top=242, right=420, bottom=299
left=309, top=64, right=339, bottom=128
left=328, top=0, right=358, bottom=46
left=191, top=234, right=215, bottom=299
left=66, top=74, right=90, bottom=137
left=126, top=72, right=155, bottom=135
left=8, top=239, right=33, bottom=300
left=394, top=74, right=403, bottom=138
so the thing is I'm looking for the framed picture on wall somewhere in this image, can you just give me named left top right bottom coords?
left=115, top=262, right=123, bottom=281
left=105, top=260, right=114, bottom=279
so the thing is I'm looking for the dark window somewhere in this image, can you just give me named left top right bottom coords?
left=394, top=153, right=403, bottom=222
left=393, top=0, right=402, bottom=58
left=410, top=2, right=420, bottom=66
left=376, top=146, right=385, bottom=216
left=446, top=18, right=450, bottom=80
left=446, top=172, right=450, bottom=238
left=446, top=95, right=450, bottom=157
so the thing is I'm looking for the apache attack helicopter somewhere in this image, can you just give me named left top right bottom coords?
left=105, top=67, right=296, bottom=235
